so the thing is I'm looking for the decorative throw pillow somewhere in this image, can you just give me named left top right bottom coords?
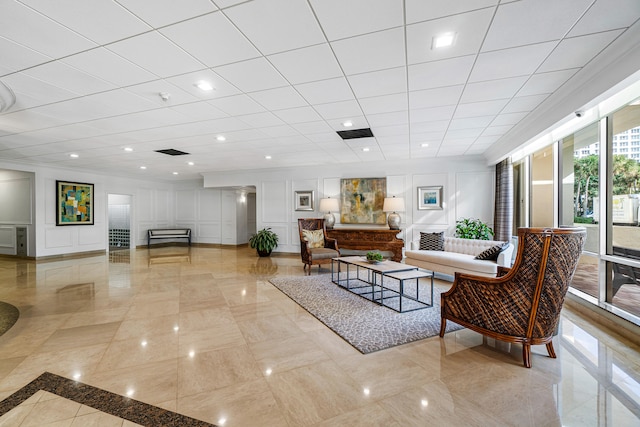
left=475, top=242, right=509, bottom=261
left=419, top=231, right=445, bottom=251
left=302, top=229, right=325, bottom=248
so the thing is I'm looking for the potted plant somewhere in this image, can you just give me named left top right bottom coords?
left=249, top=227, right=279, bottom=257
left=455, top=218, right=495, bottom=240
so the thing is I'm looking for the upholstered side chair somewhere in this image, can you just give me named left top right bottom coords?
left=298, top=218, right=339, bottom=275
left=439, top=227, right=586, bottom=368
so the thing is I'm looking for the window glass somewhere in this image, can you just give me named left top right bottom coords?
left=531, top=145, right=554, bottom=227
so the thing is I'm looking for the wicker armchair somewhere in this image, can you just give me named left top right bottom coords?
left=298, top=218, right=339, bottom=275
left=439, top=227, right=586, bottom=368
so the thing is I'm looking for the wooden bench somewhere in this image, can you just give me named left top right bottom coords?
left=147, top=228, right=191, bottom=248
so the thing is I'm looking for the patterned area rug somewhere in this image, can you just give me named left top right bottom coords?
left=269, top=275, right=463, bottom=354
left=0, top=302, right=19, bottom=337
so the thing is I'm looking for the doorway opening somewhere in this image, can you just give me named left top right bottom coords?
left=108, top=194, right=132, bottom=251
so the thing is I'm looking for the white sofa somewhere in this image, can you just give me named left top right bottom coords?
left=405, top=235, right=514, bottom=278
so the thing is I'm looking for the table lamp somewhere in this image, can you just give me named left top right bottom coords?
left=383, top=196, right=405, bottom=230
left=319, top=197, right=339, bottom=229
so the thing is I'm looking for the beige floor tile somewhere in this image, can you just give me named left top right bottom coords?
left=236, top=313, right=305, bottom=344
left=248, top=334, right=331, bottom=374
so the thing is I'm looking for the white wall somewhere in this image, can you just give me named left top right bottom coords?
left=0, top=169, right=35, bottom=256
left=203, top=156, right=495, bottom=254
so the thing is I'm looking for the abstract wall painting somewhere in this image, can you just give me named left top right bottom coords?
left=340, top=178, right=386, bottom=224
left=56, top=181, right=94, bottom=225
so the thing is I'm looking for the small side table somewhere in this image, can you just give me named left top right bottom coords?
left=381, top=269, right=434, bottom=312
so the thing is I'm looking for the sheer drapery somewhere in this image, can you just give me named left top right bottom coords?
left=494, top=158, right=513, bottom=242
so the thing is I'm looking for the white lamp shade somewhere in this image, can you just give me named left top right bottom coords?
left=383, top=197, right=405, bottom=212
left=319, top=198, right=339, bottom=212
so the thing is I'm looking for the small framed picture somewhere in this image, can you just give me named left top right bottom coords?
left=295, top=190, right=314, bottom=211
left=417, top=186, right=443, bottom=210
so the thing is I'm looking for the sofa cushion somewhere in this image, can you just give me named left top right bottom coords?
left=406, top=250, right=498, bottom=275
left=419, top=231, right=444, bottom=251
left=302, top=229, right=325, bottom=248
left=475, top=242, right=509, bottom=261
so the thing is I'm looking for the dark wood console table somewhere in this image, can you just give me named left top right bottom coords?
left=326, top=228, right=404, bottom=262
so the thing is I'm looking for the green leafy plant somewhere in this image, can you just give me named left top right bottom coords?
left=249, top=227, right=279, bottom=256
left=455, top=218, right=495, bottom=240
left=366, top=251, right=384, bottom=262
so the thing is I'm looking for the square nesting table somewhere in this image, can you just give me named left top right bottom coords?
left=331, top=256, right=434, bottom=312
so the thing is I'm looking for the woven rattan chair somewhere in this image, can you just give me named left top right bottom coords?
left=298, top=218, right=339, bottom=275
left=439, top=227, right=586, bottom=368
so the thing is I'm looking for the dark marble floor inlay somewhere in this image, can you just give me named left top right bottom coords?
left=0, top=372, right=216, bottom=426
left=0, top=301, right=19, bottom=337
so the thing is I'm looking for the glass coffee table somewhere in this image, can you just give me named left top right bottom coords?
left=331, top=256, right=434, bottom=312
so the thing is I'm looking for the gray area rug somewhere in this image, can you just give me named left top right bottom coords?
left=0, top=302, right=19, bottom=337
left=269, top=275, right=463, bottom=354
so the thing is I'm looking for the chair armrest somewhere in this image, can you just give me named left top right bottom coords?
left=497, top=266, right=511, bottom=277
left=325, top=238, right=339, bottom=251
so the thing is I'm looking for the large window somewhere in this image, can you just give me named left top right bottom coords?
left=531, top=145, right=554, bottom=227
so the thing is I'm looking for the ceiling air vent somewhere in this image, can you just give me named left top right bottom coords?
left=155, top=149, right=190, bottom=156
left=336, top=128, right=374, bottom=140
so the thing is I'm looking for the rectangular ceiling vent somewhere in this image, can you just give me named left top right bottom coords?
left=337, top=128, right=374, bottom=140
left=155, top=148, right=190, bottom=156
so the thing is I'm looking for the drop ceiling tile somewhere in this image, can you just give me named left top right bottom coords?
left=569, top=0, right=640, bottom=37
left=117, top=0, right=218, bottom=28
left=490, top=112, right=528, bottom=126
left=0, top=2, right=96, bottom=59
left=309, top=0, right=403, bottom=41
left=469, top=42, right=556, bottom=82
left=409, top=85, right=464, bottom=109
left=347, top=67, right=407, bottom=99
left=161, top=12, right=260, bottom=68
left=166, top=70, right=241, bottom=100
left=214, top=57, right=288, bottom=93
left=445, top=128, right=484, bottom=139
left=331, top=27, right=405, bottom=75
left=295, top=78, right=354, bottom=105
left=126, top=80, right=199, bottom=106
left=61, top=48, right=157, bottom=87
left=268, top=44, right=343, bottom=85
left=410, top=130, right=445, bottom=143
left=23, top=62, right=116, bottom=96
left=2, top=73, right=79, bottom=107
left=291, top=121, right=334, bottom=135
left=359, top=93, right=407, bottom=115
left=107, top=32, right=204, bottom=78
left=408, top=55, right=475, bottom=91
left=454, top=99, right=508, bottom=118
left=538, top=30, right=624, bottom=73
left=305, top=132, right=341, bottom=143
left=22, top=0, right=151, bottom=44
left=482, top=124, right=513, bottom=136
left=482, top=0, right=592, bottom=51
left=237, top=112, right=284, bottom=128
left=406, top=8, right=494, bottom=64
left=0, top=36, right=52, bottom=75
left=411, top=121, right=449, bottom=133
left=314, top=100, right=364, bottom=120
left=502, top=94, right=549, bottom=114
left=460, top=76, right=528, bottom=103
left=371, top=124, right=409, bottom=137
left=326, top=116, right=369, bottom=131
left=410, top=105, right=456, bottom=124
left=250, top=87, right=308, bottom=111
left=225, top=0, right=325, bottom=55
left=449, top=116, right=494, bottom=130
left=366, top=111, right=408, bottom=127
left=273, top=107, right=322, bottom=124
left=209, top=94, right=266, bottom=116
left=88, top=89, right=157, bottom=115
left=517, top=69, right=578, bottom=97
left=405, top=0, right=498, bottom=24
left=259, top=125, right=299, bottom=138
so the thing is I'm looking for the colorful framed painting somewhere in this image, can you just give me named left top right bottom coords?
left=340, top=178, right=386, bottom=224
left=295, top=190, right=314, bottom=211
left=417, top=186, right=443, bottom=210
left=56, top=180, right=94, bottom=225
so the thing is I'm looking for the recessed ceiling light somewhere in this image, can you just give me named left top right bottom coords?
left=216, top=135, right=226, bottom=142
left=342, top=121, right=353, bottom=127
left=195, top=80, right=214, bottom=91
left=187, top=161, right=194, bottom=166
left=70, top=153, right=79, bottom=158
left=421, top=143, right=429, bottom=148
left=433, top=32, right=456, bottom=49
left=265, top=155, right=272, bottom=160
left=124, top=147, right=133, bottom=152
left=362, top=147, right=370, bottom=152
left=140, top=166, right=147, bottom=170
left=172, top=172, right=179, bottom=175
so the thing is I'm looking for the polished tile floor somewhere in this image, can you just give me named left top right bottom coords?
left=0, top=245, right=639, bottom=426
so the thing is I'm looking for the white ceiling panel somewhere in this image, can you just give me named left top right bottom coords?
left=454, top=99, right=509, bottom=118
left=117, top=0, right=218, bottom=28
left=0, top=36, right=52, bottom=76
left=166, top=70, right=241, bottom=100
left=209, top=94, right=266, bottom=116
left=225, top=0, right=325, bottom=55
left=408, top=56, right=475, bottom=91
left=460, top=76, right=527, bottom=104
left=359, top=93, right=407, bottom=115
left=61, top=48, right=157, bottom=87
left=366, top=111, right=408, bottom=127
left=126, top=80, right=199, bottom=106
left=405, top=0, right=498, bottom=25
left=22, top=0, right=151, bottom=44
left=273, top=107, right=322, bottom=124
left=171, top=102, right=229, bottom=121
left=502, top=94, right=550, bottom=114
left=409, top=86, right=464, bottom=109
left=469, top=42, right=556, bottom=82
left=482, top=0, right=592, bottom=51
left=538, top=30, right=624, bottom=73
left=214, top=57, right=287, bottom=93
left=309, top=0, right=403, bottom=41
left=250, top=87, right=308, bottom=111
left=331, top=28, right=405, bottom=75
left=517, top=69, right=578, bottom=97
left=314, top=100, right=364, bottom=121
left=410, top=106, right=456, bottom=124
left=490, top=112, right=528, bottom=126
left=88, top=89, right=157, bottom=115
left=291, top=121, right=334, bottom=135
left=347, top=67, right=407, bottom=99
left=449, top=116, right=495, bottom=130
left=237, top=112, right=284, bottom=128
left=568, top=0, right=640, bottom=37
left=161, top=12, right=259, bottom=68
left=295, top=78, right=354, bottom=105
left=3, top=73, right=79, bottom=107
left=107, top=32, right=204, bottom=78
left=406, top=8, right=494, bottom=64
left=267, top=44, right=342, bottom=85
left=23, top=62, right=116, bottom=96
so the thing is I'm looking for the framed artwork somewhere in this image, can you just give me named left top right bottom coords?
left=56, top=180, right=94, bottom=225
left=340, top=178, right=386, bottom=224
left=295, top=190, right=314, bottom=211
left=417, top=186, right=443, bottom=210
